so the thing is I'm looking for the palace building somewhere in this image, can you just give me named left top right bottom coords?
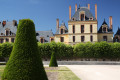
left=54, top=4, right=114, bottom=45
left=0, top=4, right=119, bottom=45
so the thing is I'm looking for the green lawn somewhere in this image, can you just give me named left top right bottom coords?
left=0, top=66, right=80, bottom=80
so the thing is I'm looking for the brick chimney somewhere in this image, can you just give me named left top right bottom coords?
left=88, top=4, right=90, bottom=10
left=75, top=4, right=77, bottom=12
left=56, top=19, right=59, bottom=31
left=109, top=16, right=113, bottom=30
left=95, top=4, right=97, bottom=20
left=2, top=21, right=6, bottom=27
left=69, top=6, right=71, bottom=20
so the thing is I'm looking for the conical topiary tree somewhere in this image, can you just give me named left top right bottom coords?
left=49, top=52, right=58, bottom=67
left=2, top=19, right=48, bottom=80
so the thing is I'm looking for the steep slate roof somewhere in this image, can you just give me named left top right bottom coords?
left=98, top=19, right=113, bottom=33
left=36, top=30, right=54, bottom=43
left=0, top=21, right=17, bottom=36
left=72, top=7, right=95, bottom=21
left=115, top=27, right=120, bottom=35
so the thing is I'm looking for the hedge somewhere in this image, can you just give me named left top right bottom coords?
left=0, top=42, right=120, bottom=60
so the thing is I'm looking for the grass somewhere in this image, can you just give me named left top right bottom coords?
left=58, top=67, right=80, bottom=80
left=0, top=65, right=80, bottom=80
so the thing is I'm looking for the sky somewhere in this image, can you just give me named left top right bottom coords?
left=0, top=0, right=120, bottom=35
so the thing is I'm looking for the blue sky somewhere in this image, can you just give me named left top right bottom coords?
left=0, top=0, right=120, bottom=35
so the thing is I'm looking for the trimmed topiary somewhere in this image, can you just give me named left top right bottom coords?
left=49, top=52, right=58, bottom=67
left=2, top=19, right=48, bottom=80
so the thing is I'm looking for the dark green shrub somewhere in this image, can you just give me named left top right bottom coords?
left=0, top=43, right=13, bottom=58
left=2, top=19, right=48, bottom=80
left=49, top=52, right=58, bottom=67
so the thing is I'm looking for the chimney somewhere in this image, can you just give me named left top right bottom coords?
left=88, top=4, right=90, bottom=10
left=56, top=19, right=59, bottom=31
left=2, top=21, right=6, bottom=27
left=75, top=4, right=77, bottom=12
left=95, top=4, right=97, bottom=20
left=69, top=6, right=71, bottom=20
left=109, top=16, right=113, bottom=30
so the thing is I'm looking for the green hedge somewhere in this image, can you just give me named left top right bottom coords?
left=1, top=42, right=120, bottom=60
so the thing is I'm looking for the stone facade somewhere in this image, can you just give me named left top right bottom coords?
left=54, top=4, right=114, bottom=45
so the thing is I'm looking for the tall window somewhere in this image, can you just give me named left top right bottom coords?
left=0, top=38, right=4, bottom=43
left=40, top=38, right=44, bottom=43
left=90, top=25, right=93, bottom=33
left=103, top=27, right=106, bottom=32
left=73, top=36, right=75, bottom=42
left=81, top=36, right=85, bottom=42
left=81, top=25, right=84, bottom=33
left=60, top=37, right=64, bottom=42
left=6, top=30, right=9, bottom=36
left=61, top=29, right=64, bottom=34
left=11, top=38, right=14, bottom=43
left=90, top=36, right=93, bottom=42
left=6, top=38, right=9, bottom=42
left=81, top=14, right=84, bottom=21
left=103, top=36, right=107, bottom=41
left=73, top=25, right=75, bottom=33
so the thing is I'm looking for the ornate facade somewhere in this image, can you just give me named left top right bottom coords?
left=55, top=4, right=114, bottom=45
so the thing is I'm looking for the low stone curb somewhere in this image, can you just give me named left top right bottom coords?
left=43, top=61, right=120, bottom=65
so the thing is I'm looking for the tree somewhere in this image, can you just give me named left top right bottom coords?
left=2, top=19, right=48, bottom=80
left=49, top=52, right=58, bottom=67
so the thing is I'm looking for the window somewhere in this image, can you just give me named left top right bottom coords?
left=73, top=25, right=75, bottom=33
left=6, top=38, right=9, bottom=42
left=81, top=36, right=85, bottom=42
left=60, top=37, right=64, bottom=42
left=81, top=14, right=84, bottom=21
left=73, top=36, right=75, bottom=42
left=90, top=36, right=93, bottom=42
left=103, top=36, right=107, bottom=41
left=0, top=38, right=4, bottom=43
left=61, top=29, right=64, bottom=34
left=11, top=38, right=14, bottom=43
left=81, top=25, right=84, bottom=33
left=51, top=38, right=54, bottom=42
left=6, top=30, right=9, bottom=36
left=40, top=38, right=44, bottom=43
left=103, top=27, right=106, bottom=32
left=90, top=25, right=93, bottom=33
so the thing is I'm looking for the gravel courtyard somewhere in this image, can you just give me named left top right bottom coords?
left=62, top=65, right=120, bottom=80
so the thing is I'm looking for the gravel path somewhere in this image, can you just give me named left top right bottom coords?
left=62, top=65, right=120, bottom=80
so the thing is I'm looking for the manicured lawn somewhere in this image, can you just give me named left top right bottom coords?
left=0, top=66, right=80, bottom=80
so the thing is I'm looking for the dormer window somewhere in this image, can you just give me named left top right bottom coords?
left=72, top=18, right=76, bottom=21
left=61, top=29, right=64, bottom=34
left=80, top=11, right=85, bottom=21
left=40, top=37, right=44, bottom=43
left=81, top=14, right=84, bottom=21
left=102, top=27, right=107, bottom=33
left=6, top=30, right=9, bottom=36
